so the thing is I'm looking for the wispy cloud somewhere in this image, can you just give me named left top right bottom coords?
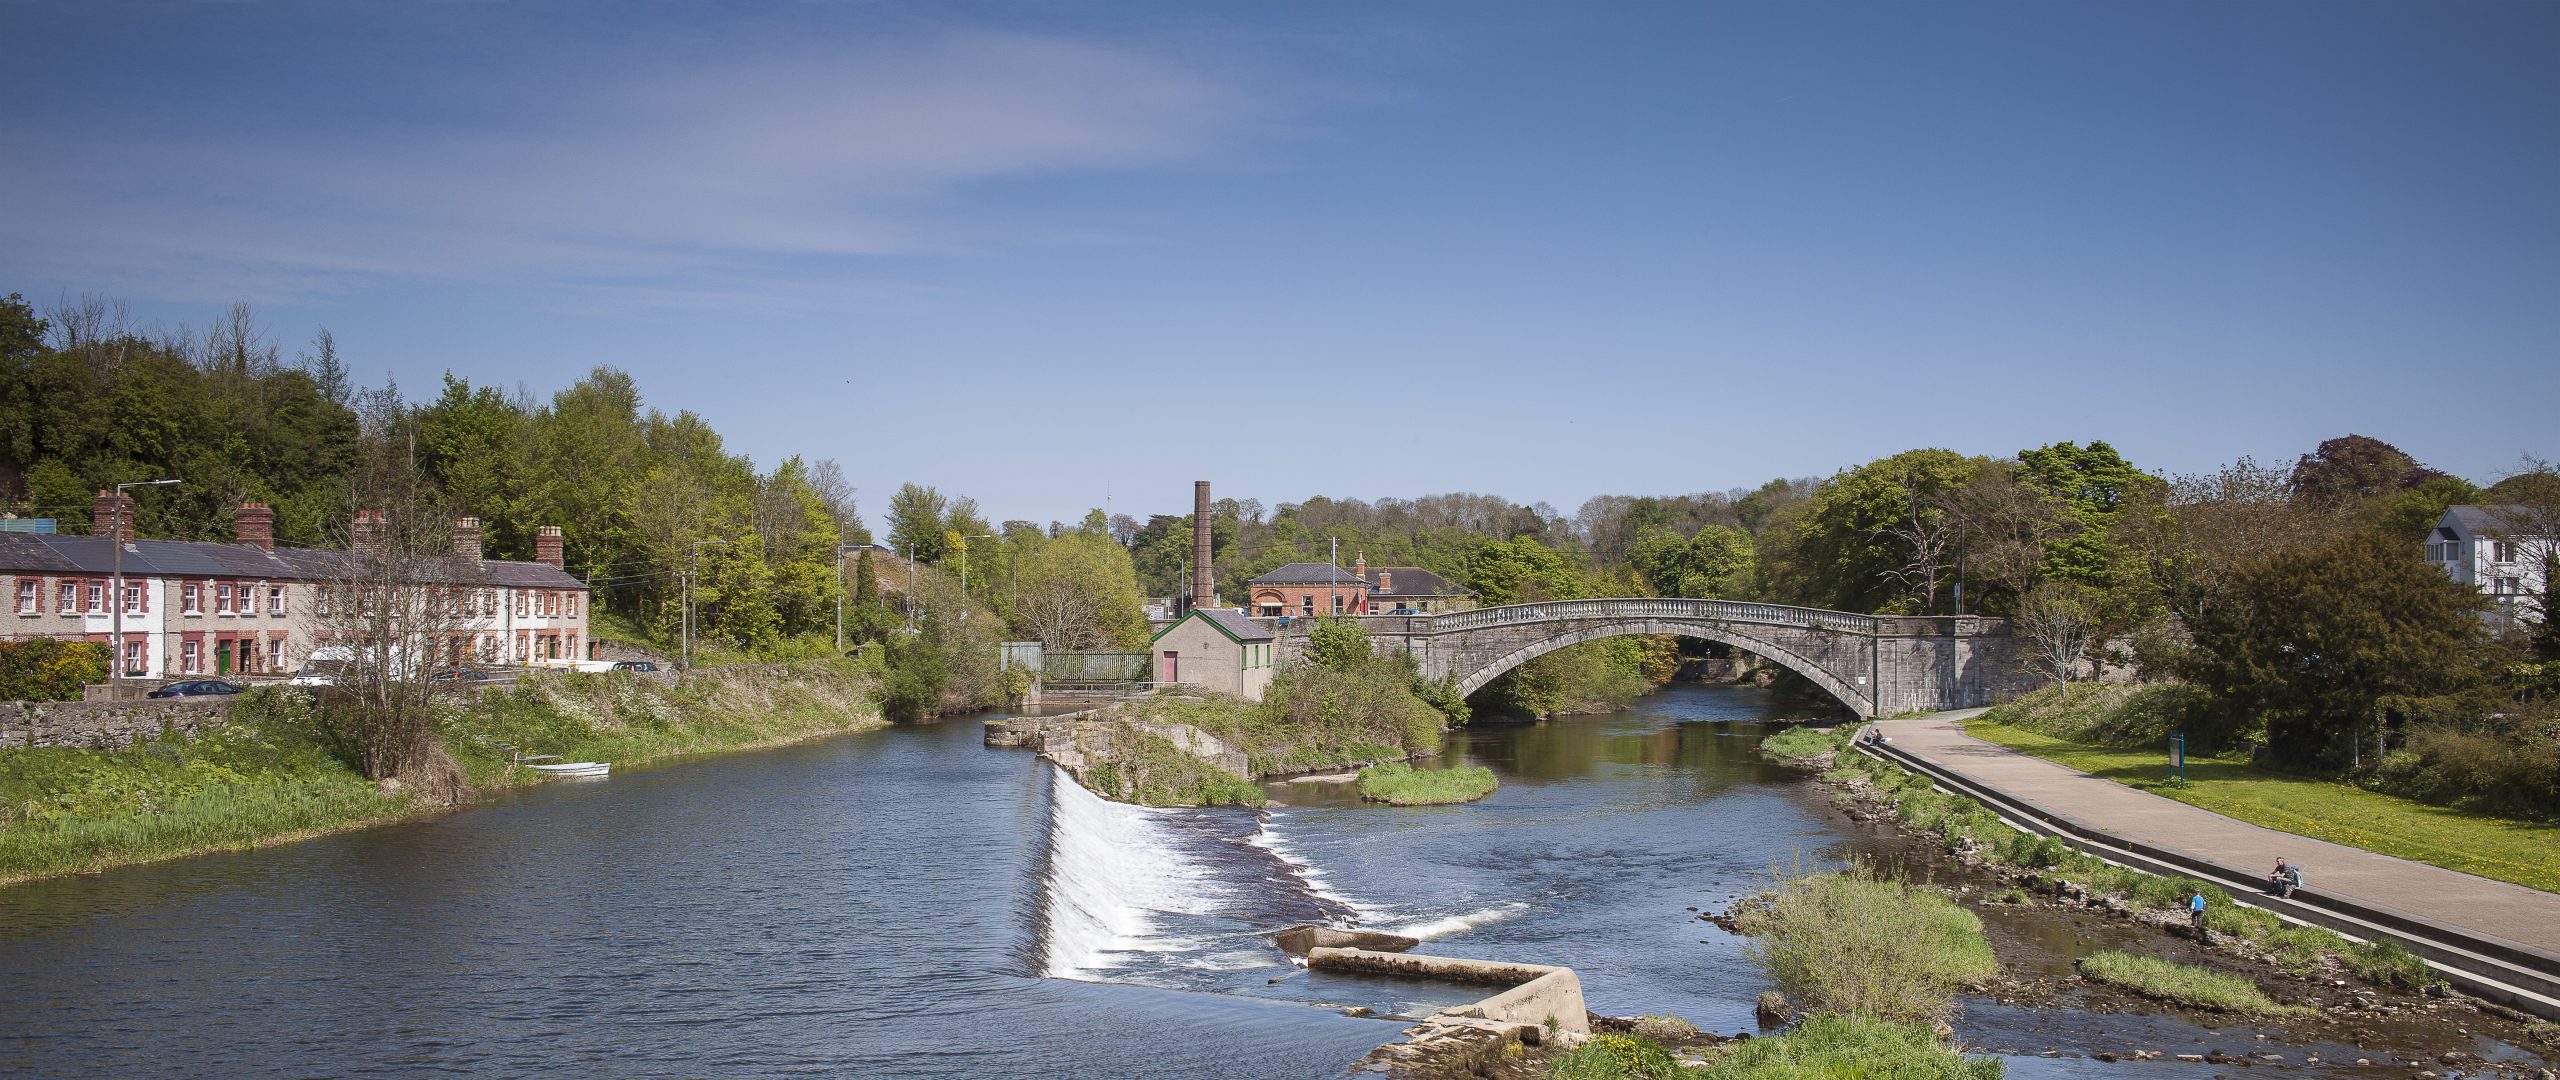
left=4, top=28, right=1259, bottom=307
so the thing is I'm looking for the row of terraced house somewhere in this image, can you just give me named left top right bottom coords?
left=0, top=491, right=591, bottom=680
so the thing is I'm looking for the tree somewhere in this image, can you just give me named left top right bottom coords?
left=2288, top=434, right=2436, bottom=507
left=311, top=469, right=475, bottom=803
left=2181, top=530, right=2492, bottom=770
left=1465, top=537, right=1588, bottom=605
left=886, top=483, right=951, bottom=563
left=1307, top=616, right=1374, bottom=671
left=1766, top=449, right=1980, bottom=613
left=2482, top=457, right=2560, bottom=659
left=1009, top=530, right=1147, bottom=650
left=2016, top=583, right=2101, bottom=694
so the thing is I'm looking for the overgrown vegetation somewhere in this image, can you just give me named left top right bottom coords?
left=1735, top=861, right=1998, bottom=1024
left=1757, top=725, right=1845, bottom=764
left=1079, top=721, right=1264, bottom=808
left=1355, top=762, right=1497, bottom=805
left=1694, top=1014, right=2002, bottom=1080
left=0, top=661, right=881, bottom=884
left=0, top=638, right=108, bottom=702
left=1806, top=732, right=2451, bottom=995
left=2076, top=951, right=2299, bottom=1014
left=1129, top=619, right=1456, bottom=778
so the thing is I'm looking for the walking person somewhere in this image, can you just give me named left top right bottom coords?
left=2188, top=889, right=2210, bottom=943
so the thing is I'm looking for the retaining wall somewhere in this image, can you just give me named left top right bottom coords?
left=1, top=698, right=238, bottom=749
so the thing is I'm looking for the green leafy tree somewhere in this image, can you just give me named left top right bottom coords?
left=1769, top=449, right=1980, bottom=612
left=2182, top=530, right=2493, bottom=770
left=1009, top=530, right=1148, bottom=649
left=2288, top=434, right=2436, bottom=507
left=886, top=483, right=951, bottom=563
left=1307, top=616, right=1374, bottom=671
left=1465, top=537, right=1588, bottom=605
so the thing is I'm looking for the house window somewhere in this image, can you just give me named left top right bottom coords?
left=1301, top=595, right=1315, bottom=615
left=1332, top=594, right=1345, bottom=614
left=184, top=582, right=203, bottom=614
left=2491, top=541, right=2512, bottom=563
left=567, top=591, right=578, bottom=618
left=268, top=639, right=284, bottom=670
left=513, top=590, right=526, bottom=618
left=59, top=581, right=77, bottom=612
left=270, top=585, right=286, bottom=615
left=87, top=581, right=104, bottom=613
left=123, top=640, right=144, bottom=674
left=217, top=583, right=234, bottom=614
left=15, top=580, right=36, bottom=614
left=182, top=640, right=201, bottom=674
left=122, top=583, right=142, bottom=613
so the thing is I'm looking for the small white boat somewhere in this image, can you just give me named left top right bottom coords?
left=527, top=761, right=611, bottom=778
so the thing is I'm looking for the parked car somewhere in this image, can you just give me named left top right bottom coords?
left=1387, top=606, right=1421, bottom=615
left=149, top=679, right=245, bottom=698
left=611, top=660, right=660, bottom=673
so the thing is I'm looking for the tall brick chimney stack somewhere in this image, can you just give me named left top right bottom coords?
left=535, top=525, right=565, bottom=569
left=452, top=517, right=483, bottom=562
left=1192, top=481, right=1214, bottom=612
left=236, top=503, right=276, bottom=551
left=350, top=510, right=386, bottom=553
left=91, top=490, right=136, bottom=542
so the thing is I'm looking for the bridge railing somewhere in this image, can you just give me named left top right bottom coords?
left=1421, top=599, right=1877, bottom=636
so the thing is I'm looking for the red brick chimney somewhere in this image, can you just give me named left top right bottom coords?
left=1379, top=571, right=1393, bottom=593
left=535, top=525, right=564, bottom=569
left=452, top=516, right=483, bottom=561
left=236, top=502, right=276, bottom=551
left=1354, top=553, right=1366, bottom=582
left=350, top=510, right=386, bottom=553
left=91, top=490, right=136, bottom=542
left=1191, top=481, right=1213, bottom=612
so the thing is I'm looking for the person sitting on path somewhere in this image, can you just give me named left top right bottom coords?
left=2280, top=862, right=2303, bottom=898
left=2267, top=859, right=2295, bottom=898
left=2188, top=890, right=2209, bottom=941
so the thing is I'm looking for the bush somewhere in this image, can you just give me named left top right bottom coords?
left=1356, top=762, right=1497, bottom=805
left=1693, top=1014, right=2001, bottom=1080
left=1736, top=862, right=1998, bottom=1024
left=2342, top=937, right=2433, bottom=990
left=2374, top=726, right=2560, bottom=821
left=1759, top=726, right=1843, bottom=763
left=2077, top=951, right=2297, bottom=1014
left=1548, top=1033, right=1683, bottom=1080
left=0, top=639, right=110, bottom=702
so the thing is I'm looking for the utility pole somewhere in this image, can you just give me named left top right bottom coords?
left=835, top=529, right=847, bottom=654
left=108, top=480, right=178, bottom=689
left=685, top=538, right=727, bottom=673
left=905, top=542, right=917, bottom=633
left=1329, top=535, right=1340, bottom=617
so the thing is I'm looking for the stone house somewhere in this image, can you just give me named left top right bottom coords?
left=2429, top=505, right=2552, bottom=627
left=1248, top=562, right=1371, bottom=618
left=1357, top=560, right=1473, bottom=614
left=1150, top=607, right=1277, bottom=701
left=1, top=491, right=591, bottom=681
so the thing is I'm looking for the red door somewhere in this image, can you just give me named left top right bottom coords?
left=1160, top=651, right=1179, bottom=683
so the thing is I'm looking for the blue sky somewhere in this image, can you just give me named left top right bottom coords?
left=6, top=2, right=2555, bottom=526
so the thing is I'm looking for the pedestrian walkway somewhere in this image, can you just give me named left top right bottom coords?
left=1875, top=709, right=2560, bottom=962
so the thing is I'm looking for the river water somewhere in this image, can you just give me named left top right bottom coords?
left=0, top=685, right=2539, bottom=1076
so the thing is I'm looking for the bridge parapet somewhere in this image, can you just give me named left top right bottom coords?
left=1424, top=599, right=1878, bottom=636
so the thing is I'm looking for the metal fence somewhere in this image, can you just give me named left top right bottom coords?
left=1042, top=651, right=1152, bottom=682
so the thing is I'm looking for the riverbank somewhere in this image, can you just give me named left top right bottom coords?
left=1761, top=725, right=2560, bottom=1067
left=0, top=659, right=882, bottom=886
left=1967, top=686, right=2560, bottom=893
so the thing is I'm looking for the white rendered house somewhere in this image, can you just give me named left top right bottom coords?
left=2428, top=505, right=2551, bottom=626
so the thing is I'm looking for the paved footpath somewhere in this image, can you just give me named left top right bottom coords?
left=1876, top=709, right=2560, bottom=960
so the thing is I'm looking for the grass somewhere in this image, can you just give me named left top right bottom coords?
left=1081, top=721, right=1265, bottom=808
left=1968, top=689, right=2560, bottom=894
left=0, top=660, right=883, bottom=885
left=1356, top=762, right=1498, bottom=805
left=1736, top=861, right=1998, bottom=1024
left=1549, top=1033, right=1688, bottom=1080
left=1693, top=1014, right=2003, bottom=1080
left=1758, top=725, right=1846, bottom=764
left=2076, top=950, right=2302, bottom=1015
left=2340, top=937, right=2434, bottom=990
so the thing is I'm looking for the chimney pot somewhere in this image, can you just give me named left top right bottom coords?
left=236, top=502, right=276, bottom=552
left=452, top=516, right=484, bottom=562
left=350, top=509, right=386, bottom=554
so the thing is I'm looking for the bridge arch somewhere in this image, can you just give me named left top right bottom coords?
left=1445, top=618, right=1873, bottom=716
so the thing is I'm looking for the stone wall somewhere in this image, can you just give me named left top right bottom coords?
left=0, top=697, right=238, bottom=749
left=986, top=709, right=1251, bottom=788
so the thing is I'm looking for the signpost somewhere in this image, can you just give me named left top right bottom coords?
left=2168, top=731, right=2187, bottom=783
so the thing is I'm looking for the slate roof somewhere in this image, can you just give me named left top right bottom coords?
left=1362, top=565, right=1467, bottom=597
left=2444, top=505, right=2531, bottom=535
left=1155, top=607, right=1274, bottom=644
left=0, top=533, right=586, bottom=590
left=1248, top=562, right=1372, bottom=587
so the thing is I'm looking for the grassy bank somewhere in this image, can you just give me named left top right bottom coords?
left=1970, top=687, right=2560, bottom=893
left=1779, top=726, right=2447, bottom=994
left=0, top=659, right=881, bottom=886
left=1356, top=762, right=1497, bottom=805
left=1079, top=720, right=1266, bottom=808
left=2076, top=951, right=2300, bottom=1015
left=1737, top=862, right=1998, bottom=1024
left=1129, top=660, right=1450, bottom=778
left=1546, top=1017, right=2001, bottom=1080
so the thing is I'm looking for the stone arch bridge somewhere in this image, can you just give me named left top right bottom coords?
left=1278, top=599, right=2035, bottom=717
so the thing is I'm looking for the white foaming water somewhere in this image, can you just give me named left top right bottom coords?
left=1249, top=811, right=1393, bottom=924
left=1388, top=901, right=1532, bottom=941
left=1039, top=766, right=1224, bottom=979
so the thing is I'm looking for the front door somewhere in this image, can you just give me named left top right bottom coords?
left=1160, top=651, right=1179, bottom=683
left=215, top=640, right=232, bottom=676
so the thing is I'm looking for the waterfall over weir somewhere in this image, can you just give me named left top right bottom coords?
left=1033, top=765, right=1357, bottom=984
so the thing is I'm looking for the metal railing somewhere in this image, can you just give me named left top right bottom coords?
left=1420, top=598, right=1877, bottom=636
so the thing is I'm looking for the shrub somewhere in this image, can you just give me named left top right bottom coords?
left=1759, top=726, right=1843, bottom=763
left=0, top=639, right=110, bottom=702
left=2342, top=937, right=2433, bottom=990
left=2261, top=925, right=2345, bottom=974
left=1356, top=762, right=1497, bottom=805
left=2077, top=951, right=2297, bottom=1014
left=1693, top=1014, right=2001, bottom=1080
left=2374, top=726, right=2560, bottom=821
left=1548, top=1033, right=1683, bottom=1080
left=1736, top=862, right=1997, bottom=1024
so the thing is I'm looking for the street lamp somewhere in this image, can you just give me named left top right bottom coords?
left=959, top=534, right=993, bottom=622
left=108, top=480, right=179, bottom=689
left=683, top=538, right=728, bottom=673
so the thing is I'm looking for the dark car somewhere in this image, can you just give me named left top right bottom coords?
left=149, top=679, right=245, bottom=698
left=611, top=660, right=660, bottom=673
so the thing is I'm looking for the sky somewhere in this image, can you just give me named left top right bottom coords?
left=5, top=1, right=2556, bottom=527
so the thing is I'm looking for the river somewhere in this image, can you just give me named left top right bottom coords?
left=0, top=684, right=2536, bottom=1076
